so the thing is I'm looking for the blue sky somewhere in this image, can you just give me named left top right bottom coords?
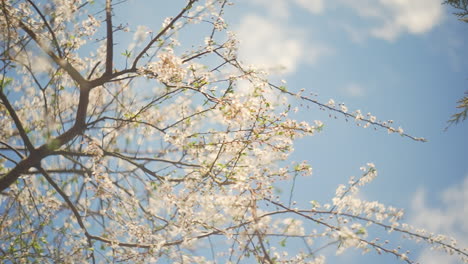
left=120, top=1, right=468, bottom=263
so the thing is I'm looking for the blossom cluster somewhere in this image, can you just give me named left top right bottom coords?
left=139, top=48, right=187, bottom=85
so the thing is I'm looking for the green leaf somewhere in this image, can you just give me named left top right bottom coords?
left=356, top=227, right=366, bottom=235
left=121, top=50, right=132, bottom=58
left=279, top=238, right=287, bottom=247
left=0, top=77, right=13, bottom=89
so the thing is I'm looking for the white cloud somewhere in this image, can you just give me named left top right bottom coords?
left=416, top=249, right=461, bottom=264
left=244, top=0, right=444, bottom=43
left=410, top=175, right=468, bottom=263
left=247, top=0, right=325, bottom=17
left=127, top=25, right=151, bottom=52
left=373, top=0, right=444, bottom=40
left=338, top=0, right=444, bottom=41
left=294, top=0, right=324, bottom=14
left=248, top=0, right=290, bottom=18
left=235, top=14, right=330, bottom=74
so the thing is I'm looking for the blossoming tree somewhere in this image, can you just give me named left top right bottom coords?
left=0, top=0, right=466, bottom=263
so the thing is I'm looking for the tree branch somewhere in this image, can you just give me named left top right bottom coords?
left=0, top=89, right=35, bottom=152
left=25, top=0, right=63, bottom=58
left=131, top=0, right=196, bottom=69
left=38, top=167, right=96, bottom=264
left=13, top=15, right=87, bottom=86
left=0, top=86, right=91, bottom=192
left=105, top=0, right=113, bottom=75
left=0, top=8, right=97, bottom=191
